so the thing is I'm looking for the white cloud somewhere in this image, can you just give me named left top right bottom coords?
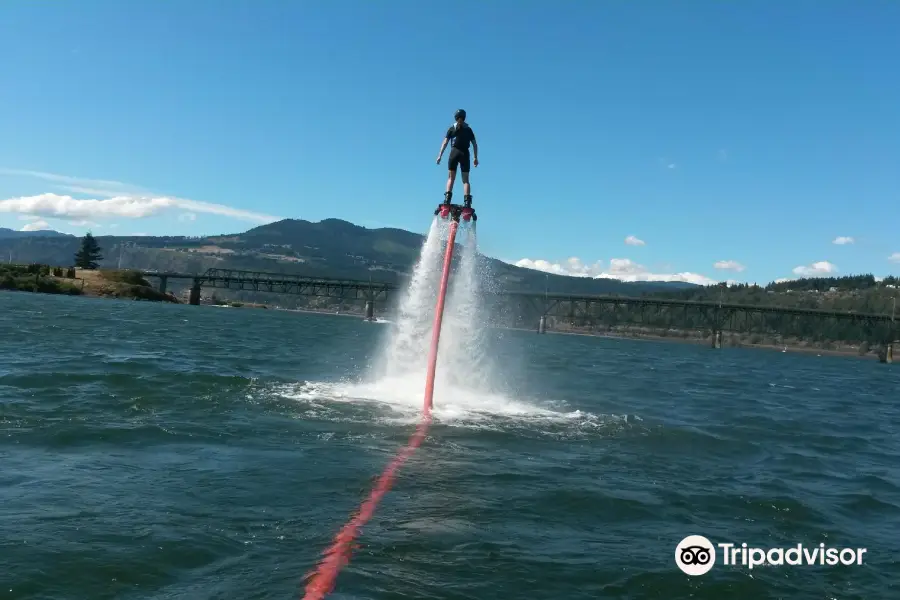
left=596, top=258, right=716, bottom=285
left=714, top=260, right=745, bottom=272
left=889, top=252, right=900, bottom=263
left=178, top=212, right=197, bottom=222
left=0, top=169, right=282, bottom=224
left=20, top=219, right=50, bottom=231
left=792, top=260, right=838, bottom=277
left=514, top=257, right=604, bottom=278
left=0, top=191, right=279, bottom=224
left=774, top=278, right=791, bottom=284
left=832, top=236, right=854, bottom=245
left=0, top=168, right=136, bottom=193
left=513, top=256, right=717, bottom=285
left=624, top=235, right=645, bottom=246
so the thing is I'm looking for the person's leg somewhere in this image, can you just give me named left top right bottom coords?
left=445, top=150, right=460, bottom=203
left=446, top=170, right=456, bottom=194
left=460, top=152, right=472, bottom=206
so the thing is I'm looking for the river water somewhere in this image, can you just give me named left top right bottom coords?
left=1, top=288, right=898, bottom=599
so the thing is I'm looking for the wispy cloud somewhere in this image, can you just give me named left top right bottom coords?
left=832, top=236, right=854, bottom=245
left=718, top=149, right=728, bottom=162
left=512, top=256, right=717, bottom=286
left=657, top=158, right=676, bottom=170
left=513, top=257, right=604, bottom=278
left=0, top=168, right=282, bottom=224
left=20, top=219, right=50, bottom=232
left=624, top=235, right=645, bottom=246
left=713, top=260, right=745, bottom=272
left=792, top=260, right=837, bottom=277
left=889, top=252, right=900, bottom=263
left=0, top=169, right=138, bottom=193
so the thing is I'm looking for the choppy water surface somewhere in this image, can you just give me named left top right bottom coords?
left=2, top=291, right=899, bottom=599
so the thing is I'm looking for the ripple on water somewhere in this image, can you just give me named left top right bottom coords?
left=1, top=292, right=899, bottom=599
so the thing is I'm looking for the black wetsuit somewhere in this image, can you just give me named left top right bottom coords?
left=445, top=122, right=476, bottom=173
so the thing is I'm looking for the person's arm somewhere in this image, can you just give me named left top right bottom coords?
left=437, top=127, right=453, bottom=163
left=471, top=130, right=478, bottom=165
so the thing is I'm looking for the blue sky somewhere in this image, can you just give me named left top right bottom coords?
left=1, top=0, right=898, bottom=285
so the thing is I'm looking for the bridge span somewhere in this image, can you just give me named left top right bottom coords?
left=139, top=268, right=898, bottom=363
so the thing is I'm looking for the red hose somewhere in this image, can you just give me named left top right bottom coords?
left=300, top=219, right=460, bottom=599
left=423, top=219, right=458, bottom=413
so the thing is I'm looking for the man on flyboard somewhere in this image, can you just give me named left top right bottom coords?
left=435, top=108, right=478, bottom=222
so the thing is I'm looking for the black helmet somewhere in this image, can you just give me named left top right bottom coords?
left=454, top=108, right=466, bottom=121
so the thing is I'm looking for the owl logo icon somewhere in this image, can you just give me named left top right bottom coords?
left=675, top=535, right=716, bottom=575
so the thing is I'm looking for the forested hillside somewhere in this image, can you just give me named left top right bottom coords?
left=646, top=275, right=898, bottom=315
left=0, top=218, right=696, bottom=297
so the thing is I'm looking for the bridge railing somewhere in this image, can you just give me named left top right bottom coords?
left=197, top=268, right=398, bottom=289
left=138, top=268, right=896, bottom=323
left=498, top=290, right=895, bottom=322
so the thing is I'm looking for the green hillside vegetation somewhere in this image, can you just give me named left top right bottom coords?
left=0, top=218, right=696, bottom=297
left=3, top=222, right=897, bottom=356
left=0, top=263, right=177, bottom=302
left=89, top=268, right=179, bottom=302
left=647, top=275, right=898, bottom=313
left=0, top=264, right=82, bottom=295
left=539, top=275, right=899, bottom=356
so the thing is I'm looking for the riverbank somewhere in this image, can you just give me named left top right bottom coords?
left=75, top=268, right=180, bottom=302
left=530, top=325, right=883, bottom=360
left=264, top=305, right=884, bottom=361
left=4, top=269, right=889, bottom=361
left=0, top=265, right=178, bottom=303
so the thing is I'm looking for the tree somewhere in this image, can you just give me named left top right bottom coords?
left=74, top=232, right=103, bottom=269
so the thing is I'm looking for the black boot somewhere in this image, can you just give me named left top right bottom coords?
left=464, top=195, right=472, bottom=208
left=444, top=191, right=453, bottom=204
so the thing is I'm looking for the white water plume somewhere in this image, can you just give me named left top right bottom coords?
left=370, top=218, right=445, bottom=381
left=364, top=218, right=506, bottom=412
left=280, top=219, right=620, bottom=430
left=435, top=226, right=500, bottom=393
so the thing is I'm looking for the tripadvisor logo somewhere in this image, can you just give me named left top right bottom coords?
left=675, top=535, right=867, bottom=575
left=675, top=535, right=716, bottom=575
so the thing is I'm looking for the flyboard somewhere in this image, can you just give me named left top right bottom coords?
left=300, top=197, right=478, bottom=600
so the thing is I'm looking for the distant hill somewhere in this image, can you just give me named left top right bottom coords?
left=0, top=218, right=699, bottom=295
left=0, top=227, right=74, bottom=239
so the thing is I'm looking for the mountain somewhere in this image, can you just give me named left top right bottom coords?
left=0, top=218, right=698, bottom=295
left=0, top=227, right=74, bottom=239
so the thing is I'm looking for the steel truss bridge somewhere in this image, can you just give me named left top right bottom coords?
left=144, top=268, right=395, bottom=303
left=140, top=268, right=898, bottom=353
left=498, top=292, right=898, bottom=343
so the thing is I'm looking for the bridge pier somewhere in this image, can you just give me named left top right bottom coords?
left=364, top=300, right=374, bottom=321
left=711, top=330, right=722, bottom=349
left=538, top=315, right=547, bottom=334
left=880, top=342, right=894, bottom=364
left=189, top=281, right=201, bottom=305
left=158, top=275, right=168, bottom=294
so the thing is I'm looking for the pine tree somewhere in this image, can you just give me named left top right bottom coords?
left=74, top=232, right=103, bottom=269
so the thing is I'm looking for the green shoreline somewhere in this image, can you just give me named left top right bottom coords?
left=3, top=273, right=892, bottom=362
